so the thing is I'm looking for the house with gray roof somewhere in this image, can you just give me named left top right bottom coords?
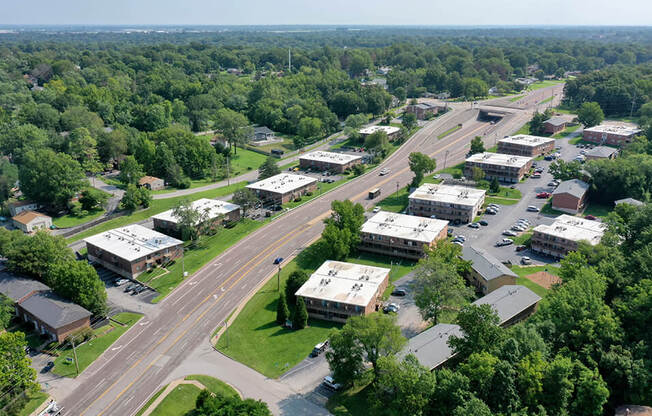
left=552, top=179, right=590, bottom=214
left=472, top=285, right=541, bottom=327
left=614, top=198, right=644, bottom=207
left=585, top=146, right=618, bottom=161
left=543, top=116, right=568, bottom=134
left=0, top=273, right=49, bottom=303
left=252, top=126, right=274, bottom=141
left=400, top=323, right=463, bottom=370
left=461, top=246, right=517, bottom=295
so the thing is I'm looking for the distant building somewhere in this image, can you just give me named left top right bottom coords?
left=299, top=151, right=362, bottom=173
left=138, top=176, right=165, bottom=191
left=408, top=184, right=485, bottom=224
left=246, top=173, right=317, bottom=205
left=84, top=224, right=184, bottom=278
left=531, top=215, right=606, bottom=258
left=377, top=66, right=391, bottom=75
left=362, top=78, right=387, bottom=90
left=152, top=198, right=241, bottom=237
left=12, top=211, right=52, bottom=233
left=359, top=125, right=401, bottom=141
left=0, top=273, right=91, bottom=342
left=584, top=146, right=618, bottom=161
left=472, top=285, right=541, bottom=327
left=226, top=68, right=242, bottom=75
left=295, top=261, right=390, bottom=323
left=542, top=116, right=568, bottom=134
left=582, top=124, right=641, bottom=147
left=497, top=135, right=555, bottom=158
left=552, top=179, right=590, bottom=214
left=400, top=323, right=463, bottom=371
left=614, top=197, right=644, bottom=207
left=461, top=246, right=517, bottom=295
left=359, top=211, right=448, bottom=260
left=405, top=103, right=440, bottom=120
left=8, top=200, right=38, bottom=217
left=464, top=152, right=533, bottom=183
left=252, top=126, right=274, bottom=141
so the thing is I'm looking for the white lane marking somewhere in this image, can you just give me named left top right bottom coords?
left=111, top=345, right=122, bottom=351
left=213, top=262, right=222, bottom=268
left=139, top=321, right=149, bottom=326
left=213, top=294, right=218, bottom=299
left=189, top=281, right=198, bottom=286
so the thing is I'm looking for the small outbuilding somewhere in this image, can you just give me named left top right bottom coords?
left=138, top=176, right=165, bottom=191
left=12, top=211, right=52, bottom=233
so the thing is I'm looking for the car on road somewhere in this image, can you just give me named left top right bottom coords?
left=372, top=206, right=381, bottom=213
left=515, top=245, right=527, bottom=252
left=379, top=168, right=390, bottom=176
left=521, top=256, right=532, bottom=265
left=273, top=257, right=284, bottom=265
left=41, top=361, right=54, bottom=373
left=391, top=288, right=407, bottom=297
left=536, top=192, right=551, bottom=198
left=479, top=220, right=489, bottom=226
left=495, top=238, right=514, bottom=247
left=503, top=230, right=518, bottom=237
left=323, top=376, right=342, bottom=391
left=527, top=205, right=540, bottom=212
left=310, top=341, right=329, bottom=357
left=468, top=223, right=480, bottom=229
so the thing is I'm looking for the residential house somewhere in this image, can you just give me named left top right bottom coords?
left=12, top=211, right=52, bottom=233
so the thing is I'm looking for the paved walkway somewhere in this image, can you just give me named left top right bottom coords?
left=139, top=379, right=207, bottom=416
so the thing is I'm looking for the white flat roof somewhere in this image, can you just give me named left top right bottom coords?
left=465, top=152, right=533, bottom=168
left=246, top=173, right=317, bottom=195
left=295, top=260, right=390, bottom=307
left=584, top=124, right=641, bottom=136
left=361, top=211, right=448, bottom=244
left=84, top=224, right=183, bottom=262
left=409, top=184, right=486, bottom=207
left=499, top=134, right=555, bottom=147
left=533, top=214, right=606, bottom=245
left=151, top=198, right=240, bottom=225
left=359, top=125, right=400, bottom=135
left=299, top=151, right=362, bottom=166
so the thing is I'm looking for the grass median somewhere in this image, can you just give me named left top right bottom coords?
left=17, top=391, right=49, bottom=416
left=437, top=124, right=462, bottom=139
left=52, top=312, right=142, bottom=378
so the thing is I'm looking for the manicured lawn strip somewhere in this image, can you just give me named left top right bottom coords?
left=540, top=96, right=553, bottom=104
left=52, top=312, right=142, bottom=378
left=485, top=196, right=519, bottom=206
left=512, top=231, right=533, bottom=246
left=509, top=265, right=561, bottom=297
left=17, top=391, right=49, bottom=416
left=376, top=187, right=409, bottom=213
left=149, top=384, right=201, bottom=416
left=151, top=177, right=244, bottom=195
left=148, top=219, right=265, bottom=302
left=282, top=178, right=346, bottom=210
left=487, top=186, right=522, bottom=199
left=185, top=375, right=238, bottom=398
left=251, top=137, right=296, bottom=154
left=53, top=207, right=105, bottom=229
left=583, top=203, right=613, bottom=218
left=515, top=277, right=549, bottom=298
left=438, top=162, right=465, bottom=178
left=509, top=94, right=525, bottom=102
left=67, top=182, right=247, bottom=243
left=228, top=148, right=268, bottom=176
left=134, top=386, right=165, bottom=416
left=437, top=124, right=462, bottom=139
left=526, top=80, right=564, bottom=91
left=552, top=124, right=581, bottom=139
left=216, top=241, right=413, bottom=378
left=515, top=122, right=530, bottom=135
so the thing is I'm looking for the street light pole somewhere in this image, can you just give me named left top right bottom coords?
left=443, top=150, right=449, bottom=169
left=277, top=264, right=282, bottom=292
left=396, top=181, right=399, bottom=198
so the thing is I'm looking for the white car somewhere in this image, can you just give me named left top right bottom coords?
left=527, top=205, right=540, bottom=212
left=372, top=206, right=381, bottom=213
left=379, top=168, right=390, bottom=176
left=323, top=376, right=342, bottom=391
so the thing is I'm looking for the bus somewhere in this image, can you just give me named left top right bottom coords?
left=368, top=188, right=381, bottom=199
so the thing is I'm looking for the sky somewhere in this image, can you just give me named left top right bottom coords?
left=1, top=0, right=651, bottom=26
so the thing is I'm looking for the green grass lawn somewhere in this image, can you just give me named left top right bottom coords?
left=18, top=391, right=49, bottom=416
left=67, top=182, right=247, bottom=243
left=228, top=148, right=268, bottom=176
left=552, top=124, right=581, bottom=139
left=583, top=203, right=613, bottom=218
left=327, top=373, right=375, bottom=416
left=216, top=241, right=414, bottom=378
left=512, top=230, right=533, bottom=246
left=509, top=94, right=525, bottom=102
left=53, top=206, right=105, bottom=228
left=437, top=124, right=462, bottom=139
left=540, top=201, right=565, bottom=216
left=52, top=312, right=142, bottom=378
left=485, top=196, right=520, bottom=206
left=539, top=96, right=553, bottom=105
left=251, top=137, right=296, bottom=154
left=515, top=122, right=531, bottom=135
left=375, top=187, right=410, bottom=213
left=438, top=162, right=465, bottom=178
left=526, top=80, right=565, bottom=91
left=151, top=177, right=243, bottom=195
left=509, top=265, right=561, bottom=298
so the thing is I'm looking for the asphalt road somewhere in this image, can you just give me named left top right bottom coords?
left=55, top=86, right=561, bottom=416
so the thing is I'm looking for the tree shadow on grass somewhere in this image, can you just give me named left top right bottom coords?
left=296, top=240, right=330, bottom=270
left=254, top=321, right=279, bottom=331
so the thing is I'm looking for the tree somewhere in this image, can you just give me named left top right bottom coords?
left=0, top=159, right=18, bottom=203
left=489, top=177, right=500, bottom=193
left=258, top=156, right=280, bottom=180
left=66, top=127, right=98, bottom=166
left=327, top=313, right=406, bottom=381
left=548, top=159, right=583, bottom=181
left=194, top=389, right=271, bottom=416
left=18, top=148, right=85, bottom=211
left=120, top=184, right=151, bottom=211
left=171, top=199, right=212, bottom=241
left=469, top=136, right=486, bottom=155
left=402, top=112, right=417, bottom=131
left=471, top=166, right=485, bottom=182
left=79, top=188, right=108, bottom=211
left=276, top=292, right=290, bottom=325
left=321, top=222, right=352, bottom=260
left=323, top=200, right=366, bottom=256
left=452, top=397, right=493, bottom=416
left=364, top=130, right=390, bottom=160
left=215, top=108, right=253, bottom=155
left=0, top=332, right=39, bottom=402
left=297, top=117, right=323, bottom=139
left=449, top=304, right=503, bottom=360
left=60, top=106, right=104, bottom=136
left=373, top=355, right=435, bottom=416
left=48, top=261, right=107, bottom=316
left=577, top=101, right=605, bottom=128
left=5, top=230, right=74, bottom=281
left=529, top=111, right=547, bottom=135
left=408, top=152, right=437, bottom=187
left=118, top=155, right=144, bottom=185
left=294, top=297, right=308, bottom=329
left=0, top=295, right=15, bottom=330
left=285, top=270, right=308, bottom=307
left=154, top=142, right=187, bottom=188
left=232, top=188, right=259, bottom=217
left=411, top=258, right=472, bottom=325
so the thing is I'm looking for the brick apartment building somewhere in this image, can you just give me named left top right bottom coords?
left=472, top=285, right=541, bottom=327
left=152, top=198, right=241, bottom=237
left=299, top=151, right=362, bottom=173
left=461, top=246, right=517, bottom=295
left=464, top=152, right=533, bottom=183
left=359, top=125, right=401, bottom=141
left=582, top=124, right=641, bottom=147
left=246, top=173, right=317, bottom=205
left=497, top=135, right=555, bottom=158
left=295, top=261, right=390, bottom=323
left=359, top=211, right=448, bottom=260
left=408, top=184, right=485, bottom=224
left=551, top=179, right=590, bottom=214
left=531, top=215, right=606, bottom=259
left=404, top=102, right=445, bottom=120
left=542, top=116, right=568, bottom=134
left=84, top=224, right=184, bottom=278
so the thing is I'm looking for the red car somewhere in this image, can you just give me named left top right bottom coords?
left=536, top=192, right=551, bottom=199
left=584, top=215, right=597, bottom=220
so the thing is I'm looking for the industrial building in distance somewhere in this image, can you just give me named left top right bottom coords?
left=152, top=198, right=241, bottom=236
left=294, top=261, right=390, bottom=323
left=359, top=125, right=401, bottom=141
left=461, top=246, right=518, bottom=295
left=531, top=215, right=606, bottom=259
left=298, top=150, right=363, bottom=173
left=582, top=124, right=642, bottom=147
left=84, top=224, right=184, bottom=278
left=359, top=211, right=448, bottom=260
left=464, top=152, right=533, bottom=183
left=497, top=134, right=555, bottom=158
left=246, top=173, right=317, bottom=205
left=408, top=183, right=486, bottom=224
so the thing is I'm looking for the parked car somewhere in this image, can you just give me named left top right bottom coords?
left=495, top=239, right=514, bottom=247
left=41, top=361, right=54, bottom=373
left=544, top=155, right=554, bottom=161
left=454, top=235, right=466, bottom=242
left=383, top=303, right=400, bottom=314
left=452, top=241, right=464, bottom=247
left=485, top=208, right=497, bottom=215
left=521, top=256, right=532, bottom=265
left=527, top=206, right=540, bottom=212
left=124, top=283, right=137, bottom=293
left=468, top=223, right=480, bottom=229
left=584, top=214, right=597, bottom=220
left=372, top=206, right=381, bottom=213
left=479, top=220, right=489, bottom=226
left=310, top=341, right=329, bottom=357
left=512, top=225, right=526, bottom=232
left=116, top=279, right=129, bottom=286
left=547, top=181, right=558, bottom=187
left=503, top=230, right=518, bottom=237
left=536, top=192, right=551, bottom=198
left=532, top=172, right=541, bottom=178
left=323, top=376, right=342, bottom=391
left=515, top=245, right=527, bottom=252
left=391, top=288, right=407, bottom=297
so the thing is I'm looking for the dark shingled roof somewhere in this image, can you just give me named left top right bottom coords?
left=473, top=285, right=541, bottom=325
left=462, top=246, right=517, bottom=282
left=553, top=179, right=589, bottom=199
left=401, top=323, right=462, bottom=370
left=0, top=273, right=49, bottom=302
left=544, top=116, right=567, bottom=126
left=614, top=197, right=644, bottom=207
left=19, top=291, right=91, bottom=329
left=254, top=126, right=274, bottom=135
left=586, top=146, right=618, bottom=158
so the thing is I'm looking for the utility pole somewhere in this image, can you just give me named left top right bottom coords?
left=288, top=48, right=291, bottom=73
left=226, top=155, right=230, bottom=186
left=277, top=264, right=282, bottom=291
left=71, top=337, right=79, bottom=376
left=224, top=320, right=229, bottom=348
left=396, top=181, right=399, bottom=198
